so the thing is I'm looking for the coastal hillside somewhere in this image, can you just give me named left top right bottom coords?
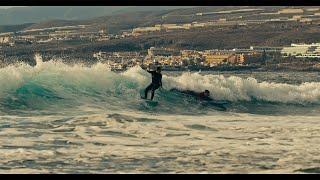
left=1, top=6, right=320, bottom=59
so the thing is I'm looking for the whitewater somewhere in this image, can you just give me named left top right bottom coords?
left=0, top=55, right=319, bottom=173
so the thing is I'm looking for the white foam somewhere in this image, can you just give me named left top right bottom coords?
left=164, top=72, right=320, bottom=104
left=0, top=54, right=320, bottom=105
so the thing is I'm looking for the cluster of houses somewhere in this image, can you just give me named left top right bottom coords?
left=93, top=42, right=320, bottom=71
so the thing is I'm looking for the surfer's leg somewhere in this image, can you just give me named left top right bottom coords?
left=150, top=89, right=155, bottom=100
left=150, top=85, right=159, bottom=100
left=144, top=84, right=153, bottom=99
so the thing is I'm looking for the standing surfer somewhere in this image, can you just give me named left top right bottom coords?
left=143, top=66, right=162, bottom=100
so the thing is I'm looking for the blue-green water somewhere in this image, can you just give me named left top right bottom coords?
left=0, top=56, right=319, bottom=173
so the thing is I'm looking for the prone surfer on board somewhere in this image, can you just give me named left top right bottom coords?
left=143, top=66, right=162, bottom=101
left=170, top=88, right=228, bottom=111
left=170, top=89, right=212, bottom=101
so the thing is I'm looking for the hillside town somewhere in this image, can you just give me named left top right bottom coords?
left=1, top=7, right=320, bottom=71
left=92, top=43, right=320, bottom=71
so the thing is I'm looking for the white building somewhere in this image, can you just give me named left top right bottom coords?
left=292, top=15, right=302, bottom=20
left=0, top=32, right=13, bottom=44
left=156, top=24, right=190, bottom=30
left=0, top=36, right=11, bottom=44
left=132, top=27, right=161, bottom=34
left=300, top=18, right=313, bottom=23
left=148, top=47, right=180, bottom=57
left=306, top=8, right=319, bottom=12
left=278, top=8, right=304, bottom=14
left=281, top=43, right=320, bottom=58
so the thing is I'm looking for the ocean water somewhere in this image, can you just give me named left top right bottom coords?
left=0, top=55, right=319, bottom=173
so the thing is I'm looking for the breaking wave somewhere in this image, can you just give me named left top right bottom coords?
left=0, top=54, right=319, bottom=115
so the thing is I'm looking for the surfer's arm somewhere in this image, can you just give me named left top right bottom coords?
left=146, top=67, right=155, bottom=73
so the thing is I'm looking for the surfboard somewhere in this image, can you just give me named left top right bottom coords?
left=140, top=96, right=159, bottom=106
left=210, top=100, right=229, bottom=105
left=145, top=100, right=159, bottom=106
left=201, top=101, right=227, bottom=111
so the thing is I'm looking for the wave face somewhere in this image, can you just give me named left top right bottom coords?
left=0, top=55, right=320, bottom=115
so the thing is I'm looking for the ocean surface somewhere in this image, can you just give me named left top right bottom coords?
left=0, top=55, right=319, bottom=173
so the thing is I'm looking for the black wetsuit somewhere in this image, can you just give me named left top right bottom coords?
left=144, top=70, right=162, bottom=100
left=170, top=88, right=213, bottom=101
left=170, top=88, right=227, bottom=111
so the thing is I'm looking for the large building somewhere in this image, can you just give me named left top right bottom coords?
left=278, top=8, right=304, bottom=14
left=0, top=36, right=11, bottom=44
left=155, top=24, right=190, bottom=30
left=203, top=51, right=244, bottom=66
left=0, top=32, right=13, bottom=44
left=227, top=54, right=245, bottom=64
left=281, top=43, right=320, bottom=58
left=306, top=8, right=320, bottom=12
left=181, top=50, right=202, bottom=58
left=148, top=47, right=179, bottom=57
left=132, top=27, right=161, bottom=34
left=205, top=54, right=229, bottom=66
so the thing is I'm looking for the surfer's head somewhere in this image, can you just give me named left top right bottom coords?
left=156, top=66, right=162, bottom=73
left=204, top=90, right=210, bottom=97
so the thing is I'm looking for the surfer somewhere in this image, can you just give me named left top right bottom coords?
left=170, top=88, right=212, bottom=101
left=143, top=66, right=162, bottom=100
left=198, top=90, right=212, bottom=101
left=170, top=88, right=227, bottom=110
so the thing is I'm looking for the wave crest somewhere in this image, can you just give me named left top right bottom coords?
left=165, top=72, right=320, bottom=104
